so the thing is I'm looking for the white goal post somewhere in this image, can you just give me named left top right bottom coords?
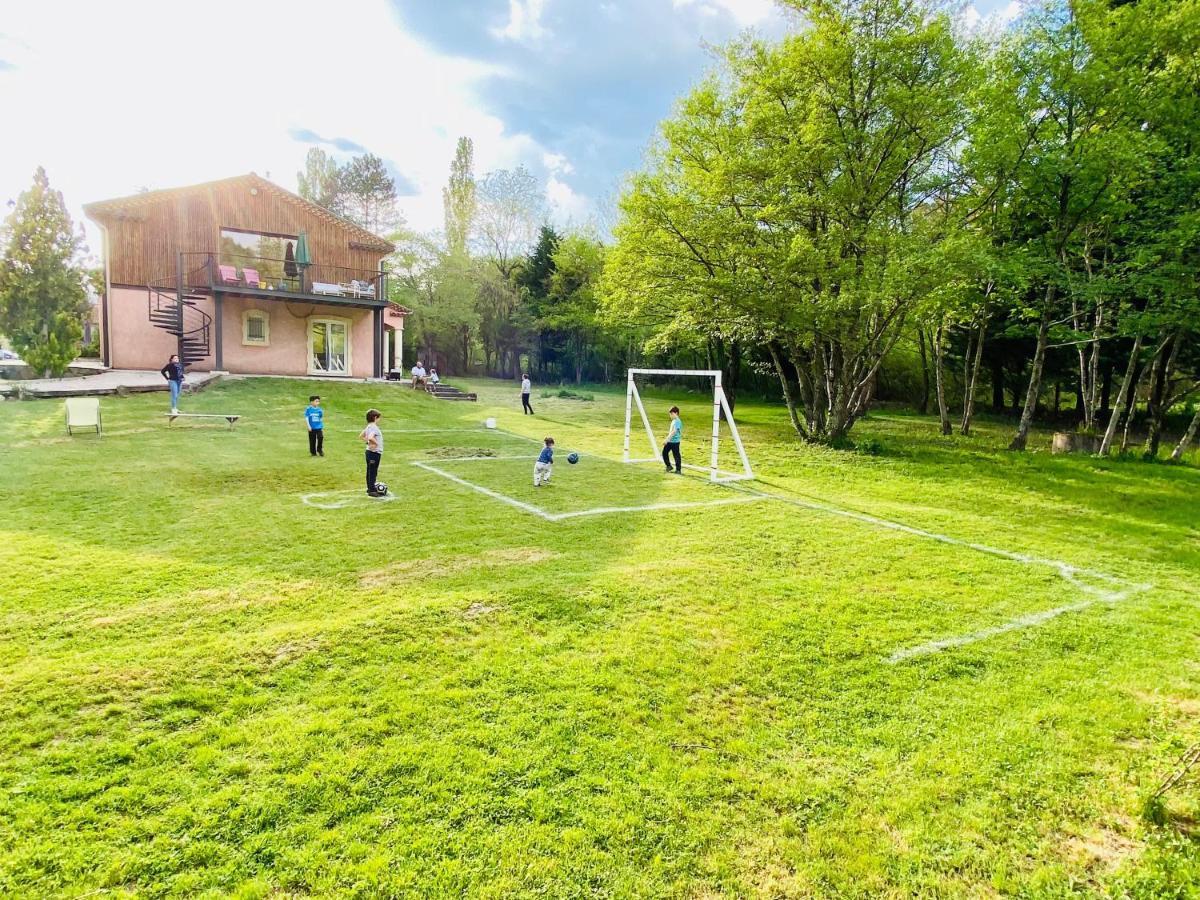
left=623, top=368, right=754, bottom=483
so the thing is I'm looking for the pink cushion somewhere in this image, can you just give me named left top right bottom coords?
left=242, top=268, right=260, bottom=287
left=218, top=265, right=238, bottom=284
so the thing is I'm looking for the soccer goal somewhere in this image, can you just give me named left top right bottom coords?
left=622, top=368, right=754, bottom=483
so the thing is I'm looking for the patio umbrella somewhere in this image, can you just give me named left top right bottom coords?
left=295, top=230, right=311, bottom=267
left=284, top=241, right=297, bottom=278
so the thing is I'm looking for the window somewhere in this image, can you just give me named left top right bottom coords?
left=220, top=228, right=298, bottom=289
left=242, top=309, right=269, bottom=346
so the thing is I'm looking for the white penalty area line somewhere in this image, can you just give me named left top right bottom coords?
left=300, top=488, right=398, bottom=510
left=411, top=460, right=765, bottom=522
left=725, top=483, right=1151, bottom=663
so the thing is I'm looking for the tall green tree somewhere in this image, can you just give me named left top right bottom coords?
left=340, top=153, right=401, bottom=234
left=443, top=137, right=477, bottom=257
left=544, top=233, right=605, bottom=385
left=0, top=167, right=89, bottom=378
left=297, top=148, right=343, bottom=212
left=604, top=0, right=975, bottom=441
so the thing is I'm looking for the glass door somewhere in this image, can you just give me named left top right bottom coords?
left=311, top=320, right=349, bottom=374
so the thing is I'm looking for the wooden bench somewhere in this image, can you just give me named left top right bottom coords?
left=166, top=413, right=240, bottom=429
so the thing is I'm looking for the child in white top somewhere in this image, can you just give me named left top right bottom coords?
left=359, top=408, right=384, bottom=495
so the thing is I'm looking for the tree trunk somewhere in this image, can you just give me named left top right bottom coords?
left=1053, top=382, right=1062, bottom=418
left=1009, top=294, right=1053, bottom=451
left=1170, top=406, right=1200, bottom=462
left=1144, top=333, right=1180, bottom=459
left=960, top=320, right=985, bottom=436
left=724, top=339, right=741, bottom=415
left=934, top=324, right=952, bottom=436
left=769, top=343, right=807, bottom=440
left=1100, top=360, right=1114, bottom=417
left=918, top=328, right=931, bottom=415
left=1099, top=334, right=1142, bottom=456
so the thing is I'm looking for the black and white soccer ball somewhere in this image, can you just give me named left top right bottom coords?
left=373, top=482, right=388, bottom=496
left=567, top=453, right=579, bottom=465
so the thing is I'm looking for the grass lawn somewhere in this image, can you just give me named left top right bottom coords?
left=0, top=375, right=1197, bottom=898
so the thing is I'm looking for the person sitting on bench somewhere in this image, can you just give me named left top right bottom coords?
left=411, top=361, right=427, bottom=389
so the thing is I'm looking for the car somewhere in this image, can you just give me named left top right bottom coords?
left=0, top=349, right=18, bottom=360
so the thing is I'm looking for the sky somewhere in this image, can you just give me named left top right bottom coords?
left=0, top=0, right=1021, bottom=259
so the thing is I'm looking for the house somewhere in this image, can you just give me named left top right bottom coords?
left=84, top=173, right=407, bottom=379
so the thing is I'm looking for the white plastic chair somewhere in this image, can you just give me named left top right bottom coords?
left=65, top=397, right=102, bottom=436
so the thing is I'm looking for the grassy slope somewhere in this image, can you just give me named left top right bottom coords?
left=0, top=376, right=1196, bottom=898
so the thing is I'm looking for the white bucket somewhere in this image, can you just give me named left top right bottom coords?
left=485, top=418, right=497, bottom=429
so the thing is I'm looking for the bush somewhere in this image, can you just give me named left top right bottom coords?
left=540, top=389, right=594, bottom=401
left=80, top=336, right=100, bottom=359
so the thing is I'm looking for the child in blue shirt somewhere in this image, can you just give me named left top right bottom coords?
left=662, top=405, right=682, bottom=474
left=304, top=395, right=324, bottom=456
left=534, top=436, right=554, bottom=486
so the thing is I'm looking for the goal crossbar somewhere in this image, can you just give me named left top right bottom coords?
left=623, top=368, right=754, bottom=483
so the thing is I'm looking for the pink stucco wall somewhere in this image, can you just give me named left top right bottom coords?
left=220, top=296, right=376, bottom=377
left=107, top=286, right=216, bottom=371
left=105, top=286, right=403, bottom=377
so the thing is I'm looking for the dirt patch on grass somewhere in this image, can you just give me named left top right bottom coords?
left=425, top=446, right=499, bottom=459
left=262, top=637, right=325, bottom=668
left=1064, top=817, right=1143, bottom=874
left=1132, top=690, right=1200, bottom=716
left=463, top=602, right=502, bottom=620
left=360, top=547, right=557, bottom=588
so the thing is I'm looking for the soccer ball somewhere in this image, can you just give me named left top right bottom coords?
left=373, top=482, right=388, bottom=496
left=567, top=453, right=579, bottom=465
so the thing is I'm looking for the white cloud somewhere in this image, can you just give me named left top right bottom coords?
left=492, top=0, right=550, bottom=42
left=672, top=0, right=776, bottom=26
left=547, top=174, right=590, bottom=225
left=542, top=152, right=575, bottom=175
left=958, top=1, right=1024, bottom=36
left=0, top=0, right=579, bottom=251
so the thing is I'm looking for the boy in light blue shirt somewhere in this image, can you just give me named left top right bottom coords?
left=304, top=395, right=324, bottom=456
left=662, top=406, right=682, bottom=474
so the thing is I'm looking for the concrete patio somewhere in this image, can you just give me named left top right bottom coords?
left=0, top=367, right=223, bottom=399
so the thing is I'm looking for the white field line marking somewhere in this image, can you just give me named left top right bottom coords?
left=724, top=483, right=1151, bottom=662
left=411, top=461, right=554, bottom=520
left=548, top=496, right=764, bottom=521
left=300, top=489, right=398, bottom=510
left=413, top=460, right=767, bottom=521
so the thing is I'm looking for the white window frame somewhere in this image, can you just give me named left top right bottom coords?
left=307, top=316, right=352, bottom=376
left=241, top=309, right=270, bottom=346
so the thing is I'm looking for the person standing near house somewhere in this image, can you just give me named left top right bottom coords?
left=521, top=373, right=533, bottom=415
left=304, top=395, right=324, bottom=457
left=161, top=354, right=184, bottom=414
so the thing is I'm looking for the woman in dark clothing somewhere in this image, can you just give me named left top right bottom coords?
left=161, top=354, right=184, bottom=413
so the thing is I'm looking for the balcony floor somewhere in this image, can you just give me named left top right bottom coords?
left=212, top=284, right=387, bottom=309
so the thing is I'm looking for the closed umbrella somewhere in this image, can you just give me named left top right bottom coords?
left=284, top=241, right=297, bottom=278
left=296, top=230, right=311, bottom=266
left=295, top=230, right=311, bottom=291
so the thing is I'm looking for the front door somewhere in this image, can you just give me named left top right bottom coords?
left=311, top=320, right=348, bottom=375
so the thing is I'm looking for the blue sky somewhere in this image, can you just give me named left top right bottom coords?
left=0, top=0, right=1021, bottom=254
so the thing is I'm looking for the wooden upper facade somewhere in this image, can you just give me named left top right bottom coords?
left=83, top=173, right=395, bottom=288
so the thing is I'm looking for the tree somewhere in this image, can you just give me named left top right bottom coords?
left=544, top=233, right=606, bottom=384
left=476, top=166, right=545, bottom=279
left=604, top=0, right=975, bottom=442
left=297, top=148, right=343, bottom=212
left=443, top=137, right=477, bottom=257
left=0, top=167, right=89, bottom=378
left=339, top=153, right=401, bottom=234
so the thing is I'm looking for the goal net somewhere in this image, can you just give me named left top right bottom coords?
left=622, top=368, right=754, bottom=483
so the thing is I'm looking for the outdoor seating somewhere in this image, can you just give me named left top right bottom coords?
left=312, top=282, right=342, bottom=296
left=349, top=280, right=375, bottom=299
left=65, top=397, right=102, bottom=436
left=242, top=267, right=261, bottom=288
left=218, top=265, right=238, bottom=284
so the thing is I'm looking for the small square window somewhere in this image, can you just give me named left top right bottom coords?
left=243, top=311, right=269, bottom=345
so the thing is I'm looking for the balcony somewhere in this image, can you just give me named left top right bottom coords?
left=179, top=252, right=388, bottom=307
